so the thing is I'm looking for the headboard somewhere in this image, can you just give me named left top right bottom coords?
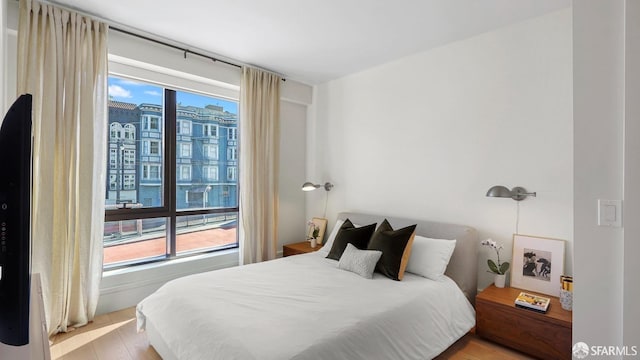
left=337, top=212, right=479, bottom=304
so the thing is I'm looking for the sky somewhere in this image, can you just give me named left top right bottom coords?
left=107, top=76, right=238, bottom=114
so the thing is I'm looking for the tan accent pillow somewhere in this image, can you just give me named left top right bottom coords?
left=397, top=231, right=416, bottom=280
left=367, top=219, right=417, bottom=281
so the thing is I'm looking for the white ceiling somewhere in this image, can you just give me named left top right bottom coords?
left=51, top=0, right=570, bottom=85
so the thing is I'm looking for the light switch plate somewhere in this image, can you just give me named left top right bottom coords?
left=598, top=199, right=622, bottom=227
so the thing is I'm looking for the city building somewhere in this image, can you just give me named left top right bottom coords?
left=107, top=101, right=139, bottom=206
left=106, top=100, right=238, bottom=210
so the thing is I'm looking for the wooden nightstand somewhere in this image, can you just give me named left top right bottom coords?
left=283, top=241, right=323, bottom=257
left=476, top=285, right=572, bottom=360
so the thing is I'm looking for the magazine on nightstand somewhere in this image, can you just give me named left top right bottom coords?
left=515, top=291, right=550, bottom=313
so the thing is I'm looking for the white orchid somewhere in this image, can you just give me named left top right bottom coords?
left=481, top=238, right=510, bottom=275
left=307, top=220, right=319, bottom=239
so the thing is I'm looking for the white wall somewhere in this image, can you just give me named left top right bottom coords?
left=279, top=100, right=308, bottom=247
left=308, top=9, right=573, bottom=290
left=623, top=0, right=640, bottom=348
left=573, top=0, right=625, bottom=348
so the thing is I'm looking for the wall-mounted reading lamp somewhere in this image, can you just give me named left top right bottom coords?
left=486, top=185, right=536, bottom=201
left=301, top=182, right=333, bottom=192
left=486, top=185, right=536, bottom=234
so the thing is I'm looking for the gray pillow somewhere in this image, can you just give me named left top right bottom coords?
left=338, top=243, right=383, bottom=279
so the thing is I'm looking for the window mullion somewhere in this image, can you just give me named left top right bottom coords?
left=165, top=89, right=178, bottom=257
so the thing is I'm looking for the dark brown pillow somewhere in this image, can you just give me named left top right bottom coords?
left=326, top=219, right=377, bottom=261
left=367, top=219, right=416, bottom=281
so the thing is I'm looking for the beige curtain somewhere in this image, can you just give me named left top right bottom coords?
left=239, top=67, right=281, bottom=264
left=17, top=0, right=108, bottom=335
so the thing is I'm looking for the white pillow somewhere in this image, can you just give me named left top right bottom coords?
left=405, top=236, right=456, bottom=281
left=338, top=243, right=382, bottom=279
left=318, top=219, right=344, bottom=255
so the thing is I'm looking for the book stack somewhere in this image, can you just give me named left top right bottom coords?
left=515, top=292, right=550, bottom=313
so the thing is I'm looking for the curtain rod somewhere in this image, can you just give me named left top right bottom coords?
left=31, top=0, right=286, bottom=81
left=111, top=27, right=241, bottom=70
left=113, top=27, right=286, bottom=81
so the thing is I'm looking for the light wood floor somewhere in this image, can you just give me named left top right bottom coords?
left=50, top=307, right=533, bottom=360
left=50, top=307, right=160, bottom=360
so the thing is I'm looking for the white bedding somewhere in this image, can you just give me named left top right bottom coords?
left=136, top=251, right=475, bottom=360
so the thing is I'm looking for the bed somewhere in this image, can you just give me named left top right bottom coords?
left=136, top=212, right=479, bottom=360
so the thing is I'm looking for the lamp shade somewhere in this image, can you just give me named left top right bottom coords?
left=486, top=185, right=512, bottom=198
left=301, top=182, right=334, bottom=191
left=302, top=182, right=320, bottom=191
left=486, top=185, right=536, bottom=201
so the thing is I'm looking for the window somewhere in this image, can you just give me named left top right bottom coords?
left=109, top=175, right=117, bottom=190
left=177, top=120, right=191, bottom=135
left=203, top=144, right=218, bottom=159
left=109, top=148, right=118, bottom=169
left=123, top=175, right=136, bottom=190
left=227, top=166, right=237, bottom=181
left=143, top=115, right=160, bottom=131
left=124, top=149, right=135, bottom=169
left=110, top=123, right=122, bottom=139
left=143, top=140, right=160, bottom=155
left=142, top=164, right=161, bottom=180
left=108, top=174, right=135, bottom=191
left=227, top=127, right=237, bottom=141
left=179, top=143, right=192, bottom=158
left=203, top=166, right=218, bottom=181
left=227, top=147, right=237, bottom=161
left=124, top=124, right=136, bottom=140
left=178, top=165, right=191, bottom=181
left=203, top=124, right=218, bottom=137
left=104, top=75, right=239, bottom=269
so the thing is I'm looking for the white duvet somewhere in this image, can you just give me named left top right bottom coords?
left=136, top=251, right=475, bottom=360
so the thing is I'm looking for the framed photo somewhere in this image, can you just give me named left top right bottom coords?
left=308, top=217, right=328, bottom=244
left=511, top=234, right=565, bottom=297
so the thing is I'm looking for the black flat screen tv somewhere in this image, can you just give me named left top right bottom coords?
left=0, top=94, right=33, bottom=346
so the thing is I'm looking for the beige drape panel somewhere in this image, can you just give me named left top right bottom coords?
left=239, top=67, right=281, bottom=264
left=17, top=0, right=108, bottom=335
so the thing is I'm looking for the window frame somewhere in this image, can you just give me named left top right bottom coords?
left=123, top=148, right=135, bottom=169
left=203, top=124, right=218, bottom=137
left=178, top=164, right=192, bottom=181
left=177, top=119, right=192, bottom=135
left=109, top=174, right=117, bottom=190
left=104, top=76, right=240, bottom=270
left=228, top=127, right=237, bottom=140
left=143, top=115, right=161, bottom=131
left=109, top=148, right=118, bottom=169
left=142, top=163, right=162, bottom=180
left=203, top=144, right=218, bottom=160
left=124, top=123, right=136, bottom=140
left=227, top=166, right=237, bottom=181
left=110, top=122, right=122, bottom=139
left=203, top=165, right=218, bottom=181
left=123, top=174, right=136, bottom=190
left=227, top=146, right=237, bottom=161
left=179, top=142, right=192, bottom=158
